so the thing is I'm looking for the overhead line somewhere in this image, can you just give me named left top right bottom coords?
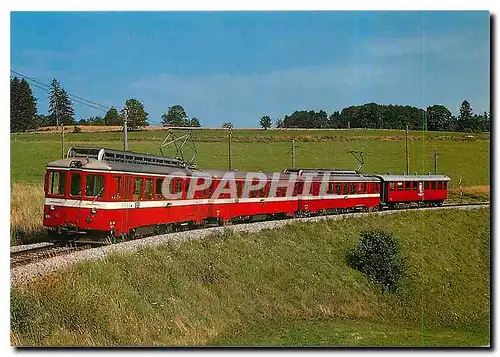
left=17, top=79, right=108, bottom=113
left=10, top=69, right=111, bottom=111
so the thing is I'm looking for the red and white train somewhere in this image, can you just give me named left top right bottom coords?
left=43, top=147, right=450, bottom=242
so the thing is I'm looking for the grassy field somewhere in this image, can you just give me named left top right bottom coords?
left=11, top=208, right=490, bottom=346
left=11, top=129, right=490, bottom=186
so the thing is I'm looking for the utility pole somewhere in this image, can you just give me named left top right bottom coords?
left=292, top=139, right=296, bottom=169
left=405, top=125, right=409, bottom=175
left=228, top=126, right=232, bottom=170
left=123, top=109, right=128, bottom=151
left=434, top=148, right=438, bottom=174
left=61, top=123, right=65, bottom=159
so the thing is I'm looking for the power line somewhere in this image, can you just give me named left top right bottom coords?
left=11, top=77, right=109, bottom=113
left=10, top=69, right=111, bottom=112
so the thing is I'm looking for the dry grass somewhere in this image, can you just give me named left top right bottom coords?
left=10, top=183, right=46, bottom=245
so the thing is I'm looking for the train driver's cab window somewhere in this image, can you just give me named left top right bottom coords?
left=49, top=171, right=66, bottom=195
left=86, top=174, right=104, bottom=197
left=133, top=178, right=143, bottom=200
left=155, top=178, right=163, bottom=198
left=397, top=182, right=403, bottom=191
left=70, top=173, right=82, bottom=196
left=144, top=178, right=154, bottom=199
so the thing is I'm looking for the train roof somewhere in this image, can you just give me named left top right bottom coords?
left=47, top=147, right=196, bottom=176
left=372, top=174, right=451, bottom=182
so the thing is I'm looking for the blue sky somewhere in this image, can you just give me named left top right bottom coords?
left=10, top=11, right=490, bottom=127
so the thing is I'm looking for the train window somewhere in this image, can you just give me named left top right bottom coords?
left=424, top=181, right=429, bottom=190
left=259, top=186, right=267, bottom=198
left=49, top=171, right=66, bottom=195
left=144, top=178, right=154, bottom=199
left=361, top=182, right=367, bottom=193
left=155, top=178, right=163, bottom=198
left=112, top=176, right=121, bottom=198
left=175, top=179, right=182, bottom=193
left=70, top=173, right=81, bottom=196
left=405, top=182, right=410, bottom=191
left=328, top=182, right=334, bottom=194
left=431, top=181, right=436, bottom=190
left=389, top=182, right=395, bottom=191
left=397, top=182, right=403, bottom=191
left=412, top=181, right=418, bottom=190
left=438, top=181, right=442, bottom=190
left=86, top=175, right=104, bottom=197
left=350, top=183, right=356, bottom=194
left=335, top=183, right=341, bottom=194
left=133, top=178, right=143, bottom=200
left=343, top=184, right=348, bottom=195
left=444, top=182, right=448, bottom=190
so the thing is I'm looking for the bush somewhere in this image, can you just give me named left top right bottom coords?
left=72, top=125, right=82, bottom=133
left=346, top=230, right=407, bottom=293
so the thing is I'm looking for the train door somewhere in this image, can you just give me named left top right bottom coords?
left=121, top=174, right=133, bottom=234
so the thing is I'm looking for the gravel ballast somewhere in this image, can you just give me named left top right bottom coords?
left=11, top=204, right=488, bottom=287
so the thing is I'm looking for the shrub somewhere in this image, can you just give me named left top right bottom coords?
left=346, top=229, right=407, bottom=293
left=72, top=125, right=82, bottom=133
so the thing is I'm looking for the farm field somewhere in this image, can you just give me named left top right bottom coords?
left=11, top=129, right=490, bottom=187
left=11, top=208, right=490, bottom=346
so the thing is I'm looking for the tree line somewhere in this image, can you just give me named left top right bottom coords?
left=11, top=76, right=489, bottom=133
left=10, top=78, right=202, bottom=133
left=269, top=102, right=490, bottom=132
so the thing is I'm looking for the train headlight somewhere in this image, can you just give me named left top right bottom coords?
left=91, top=207, right=97, bottom=214
left=50, top=205, right=55, bottom=211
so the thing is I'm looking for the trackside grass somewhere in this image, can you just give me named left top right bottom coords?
left=11, top=208, right=490, bottom=346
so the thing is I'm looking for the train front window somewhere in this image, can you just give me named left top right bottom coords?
left=70, top=173, right=82, bottom=196
left=86, top=174, right=105, bottom=197
left=49, top=171, right=66, bottom=195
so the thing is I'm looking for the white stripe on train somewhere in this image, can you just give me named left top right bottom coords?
left=45, top=194, right=380, bottom=210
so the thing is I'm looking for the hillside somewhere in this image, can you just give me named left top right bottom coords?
left=11, top=208, right=490, bottom=346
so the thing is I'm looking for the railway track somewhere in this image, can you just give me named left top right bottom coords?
left=10, top=243, right=94, bottom=268
left=10, top=202, right=489, bottom=270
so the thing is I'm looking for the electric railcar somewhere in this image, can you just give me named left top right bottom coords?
left=43, top=147, right=450, bottom=241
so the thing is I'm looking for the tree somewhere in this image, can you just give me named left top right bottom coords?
left=259, top=115, right=272, bottom=130
left=11, top=77, right=38, bottom=132
left=426, top=105, right=453, bottom=131
left=122, top=99, right=149, bottom=129
left=457, top=100, right=473, bottom=132
left=48, top=78, right=75, bottom=126
left=328, top=111, right=342, bottom=128
left=189, top=117, right=201, bottom=127
left=87, top=116, right=105, bottom=125
left=275, top=118, right=284, bottom=128
left=162, top=105, right=188, bottom=127
left=78, top=118, right=88, bottom=125
left=104, top=107, right=121, bottom=126
left=222, top=122, right=233, bottom=129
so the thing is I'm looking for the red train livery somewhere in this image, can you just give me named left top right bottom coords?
left=43, top=147, right=450, bottom=241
